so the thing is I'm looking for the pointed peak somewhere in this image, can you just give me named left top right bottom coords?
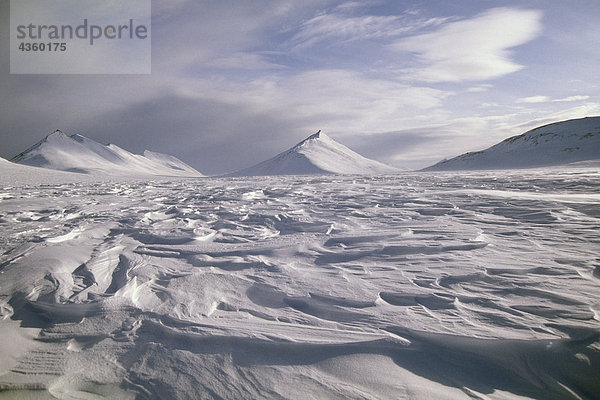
left=41, top=129, right=70, bottom=143
left=49, top=129, right=67, bottom=137
left=307, top=130, right=322, bottom=139
left=306, top=130, right=330, bottom=140
left=296, top=130, right=332, bottom=146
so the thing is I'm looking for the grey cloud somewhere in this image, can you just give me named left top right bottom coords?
left=343, top=129, right=441, bottom=160
left=341, top=128, right=449, bottom=170
left=81, top=95, right=311, bottom=175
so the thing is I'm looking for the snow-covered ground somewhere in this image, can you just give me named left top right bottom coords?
left=0, top=167, right=599, bottom=399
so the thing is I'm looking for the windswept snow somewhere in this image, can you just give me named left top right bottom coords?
left=229, top=130, right=398, bottom=176
left=1, top=169, right=599, bottom=399
left=0, top=155, right=94, bottom=186
left=11, top=130, right=203, bottom=177
left=425, top=116, right=600, bottom=170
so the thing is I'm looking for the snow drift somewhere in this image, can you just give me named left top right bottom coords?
left=1, top=170, right=599, bottom=399
left=424, top=116, right=600, bottom=171
left=11, top=130, right=203, bottom=177
left=229, top=130, right=398, bottom=176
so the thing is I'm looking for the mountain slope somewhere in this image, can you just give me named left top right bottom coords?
left=229, top=131, right=398, bottom=176
left=0, top=154, right=92, bottom=186
left=11, top=130, right=203, bottom=177
left=424, top=117, right=600, bottom=171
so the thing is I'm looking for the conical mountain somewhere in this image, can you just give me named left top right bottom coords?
left=229, top=131, right=398, bottom=176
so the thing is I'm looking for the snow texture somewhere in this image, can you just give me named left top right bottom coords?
left=424, top=117, right=600, bottom=171
left=0, top=167, right=599, bottom=399
left=10, top=130, right=203, bottom=177
left=229, top=130, right=398, bottom=176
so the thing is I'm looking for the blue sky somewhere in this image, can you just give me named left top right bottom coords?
left=1, top=0, right=599, bottom=173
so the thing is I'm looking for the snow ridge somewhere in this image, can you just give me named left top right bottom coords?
left=424, top=116, right=600, bottom=171
left=11, top=130, right=203, bottom=177
left=229, top=130, right=398, bottom=176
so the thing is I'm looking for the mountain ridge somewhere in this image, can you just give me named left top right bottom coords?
left=11, top=130, right=203, bottom=177
left=423, top=116, right=600, bottom=171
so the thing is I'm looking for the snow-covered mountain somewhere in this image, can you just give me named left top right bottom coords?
left=10, top=130, right=203, bottom=177
left=424, top=117, right=600, bottom=171
left=229, top=131, right=398, bottom=176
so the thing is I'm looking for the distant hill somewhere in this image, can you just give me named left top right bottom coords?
left=423, top=117, right=600, bottom=171
left=228, top=131, right=398, bottom=176
left=11, top=130, right=203, bottom=177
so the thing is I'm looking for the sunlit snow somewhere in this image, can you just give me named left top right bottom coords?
left=0, top=165, right=598, bottom=399
left=425, top=116, right=600, bottom=170
left=10, top=130, right=203, bottom=177
left=229, top=131, right=398, bottom=176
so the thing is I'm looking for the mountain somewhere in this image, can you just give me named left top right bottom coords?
left=10, top=130, right=203, bottom=177
left=228, top=131, right=398, bottom=176
left=424, top=117, right=600, bottom=171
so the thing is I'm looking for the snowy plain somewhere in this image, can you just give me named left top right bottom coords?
left=0, top=166, right=599, bottom=399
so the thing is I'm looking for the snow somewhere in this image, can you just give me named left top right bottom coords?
left=10, top=130, right=203, bottom=177
left=424, top=116, right=600, bottom=170
left=0, top=156, right=95, bottom=187
left=1, top=167, right=599, bottom=399
left=229, top=130, right=398, bottom=176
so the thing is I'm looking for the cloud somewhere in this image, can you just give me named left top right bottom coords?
left=518, top=95, right=551, bottom=103
left=4, top=1, right=596, bottom=175
left=466, top=84, right=493, bottom=93
left=80, top=94, right=307, bottom=175
left=514, top=102, right=600, bottom=131
left=291, top=15, right=423, bottom=48
left=167, top=69, right=451, bottom=172
left=226, top=69, right=451, bottom=135
left=342, top=112, right=563, bottom=170
left=287, top=5, right=447, bottom=49
left=392, top=8, right=543, bottom=82
left=342, top=128, right=445, bottom=169
left=0, top=65, right=450, bottom=174
left=203, top=52, right=285, bottom=70
left=518, top=95, right=591, bottom=103
left=149, top=0, right=326, bottom=74
left=558, top=95, right=591, bottom=102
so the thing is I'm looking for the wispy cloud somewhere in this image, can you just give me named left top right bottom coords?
left=514, top=102, right=600, bottom=131
left=288, top=8, right=446, bottom=49
left=518, top=95, right=591, bottom=103
left=195, top=69, right=452, bottom=136
left=518, top=95, right=551, bottom=103
left=204, top=52, right=286, bottom=70
left=344, top=115, right=523, bottom=169
left=466, top=84, right=493, bottom=93
left=392, top=8, right=543, bottom=82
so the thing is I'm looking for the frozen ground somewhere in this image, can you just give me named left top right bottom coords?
left=0, top=168, right=599, bottom=399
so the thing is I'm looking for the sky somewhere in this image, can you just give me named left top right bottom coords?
left=1, top=0, right=599, bottom=174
